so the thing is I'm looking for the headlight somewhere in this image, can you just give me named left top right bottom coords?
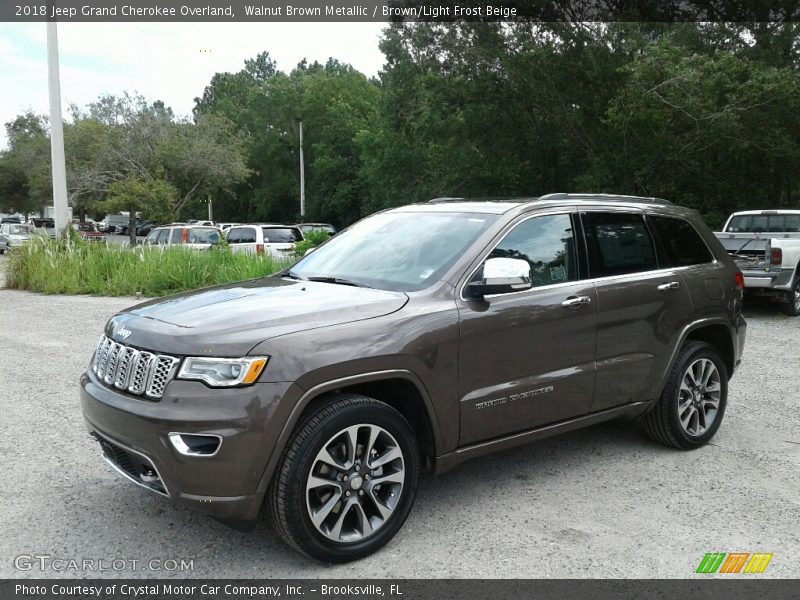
left=177, top=356, right=269, bottom=387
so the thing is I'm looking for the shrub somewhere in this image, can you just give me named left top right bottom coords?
left=4, top=236, right=289, bottom=297
left=293, top=230, right=331, bottom=257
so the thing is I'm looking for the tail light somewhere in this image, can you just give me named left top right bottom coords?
left=256, top=244, right=264, bottom=255
left=770, top=247, right=782, bottom=267
left=735, top=271, right=745, bottom=292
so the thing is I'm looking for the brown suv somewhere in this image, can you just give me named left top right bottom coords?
left=80, top=194, right=746, bottom=562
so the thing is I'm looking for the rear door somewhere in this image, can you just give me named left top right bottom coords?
left=457, top=211, right=598, bottom=445
left=226, top=226, right=257, bottom=254
left=648, top=212, right=723, bottom=318
left=582, top=210, right=694, bottom=411
left=262, top=226, right=302, bottom=260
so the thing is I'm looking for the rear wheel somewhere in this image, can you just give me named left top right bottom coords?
left=267, top=394, right=420, bottom=563
left=642, top=341, right=728, bottom=449
left=781, top=276, right=800, bottom=316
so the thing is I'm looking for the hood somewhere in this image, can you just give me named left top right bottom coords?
left=106, top=276, right=408, bottom=356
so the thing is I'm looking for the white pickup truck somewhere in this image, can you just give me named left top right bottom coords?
left=715, top=210, right=800, bottom=315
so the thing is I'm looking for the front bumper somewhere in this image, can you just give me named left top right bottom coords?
left=80, top=369, right=299, bottom=521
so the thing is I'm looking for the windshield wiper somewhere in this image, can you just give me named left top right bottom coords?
left=284, top=270, right=307, bottom=281
left=305, top=276, right=373, bottom=289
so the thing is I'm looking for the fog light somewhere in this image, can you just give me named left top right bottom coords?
left=169, top=433, right=222, bottom=457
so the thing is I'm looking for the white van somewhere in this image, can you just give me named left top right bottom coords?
left=225, top=224, right=303, bottom=259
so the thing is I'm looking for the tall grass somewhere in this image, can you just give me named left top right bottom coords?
left=5, top=237, right=288, bottom=297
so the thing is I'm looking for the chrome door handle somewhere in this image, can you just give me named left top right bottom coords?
left=561, top=295, right=592, bottom=307
left=657, top=281, right=681, bottom=291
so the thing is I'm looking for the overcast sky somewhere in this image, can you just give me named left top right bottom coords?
left=0, top=22, right=387, bottom=149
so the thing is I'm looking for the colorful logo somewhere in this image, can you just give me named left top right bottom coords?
left=696, top=552, right=773, bottom=574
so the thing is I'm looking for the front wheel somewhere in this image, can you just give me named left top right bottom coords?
left=642, top=341, right=728, bottom=449
left=267, top=394, right=420, bottom=563
left=782, top=276, right=800, bottom=317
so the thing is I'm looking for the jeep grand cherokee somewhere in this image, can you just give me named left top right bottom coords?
left=80, top=193, right=746, bottom=562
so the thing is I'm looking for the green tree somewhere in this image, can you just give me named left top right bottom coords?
left=2, top=112, right=52, bottom=216
left=99, top=177, right=177, bottom=245
left=195, top=56, right=379, bottom=226
left=0, top=157, right=35, bottom=217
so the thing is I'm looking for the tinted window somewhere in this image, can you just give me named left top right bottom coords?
left=156, top=229, right=170, bottom=244
left=263, top=227, right=302, bottom=243
left=170, top=229, right=182, bottom=244
left=489, top=214, right=578, bottom=287
left=144, top=230, right=161, bottom=245
left=650, top=216, right=713, bottom=266
left=727, top=214, right=800, bottom=233
left=226, top=227, right=242, bottom=243
left=239, top=227, right=257, bottom=243
left=187, top=228, right=220, bottom=244
left=583, top=212, right=657, bottom=277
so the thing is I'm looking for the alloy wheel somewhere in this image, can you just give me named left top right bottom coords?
left=794, top=281, right=800, bottom=312
left=306, top=424, right=405, bottom=543
left=677, top=358, right=721, bottom=437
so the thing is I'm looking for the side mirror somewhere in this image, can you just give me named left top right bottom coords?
left=467, top=257, right=532, bottom=297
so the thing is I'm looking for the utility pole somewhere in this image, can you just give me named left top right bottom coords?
left=207, top=195, right=213, bottom=221
left=46, top=21, right=70, bottom=240
left=296, top=117, right=306, bottom=217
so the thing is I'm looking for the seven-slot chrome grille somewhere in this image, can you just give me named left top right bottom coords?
left=91, top=335, right=180, bottom=399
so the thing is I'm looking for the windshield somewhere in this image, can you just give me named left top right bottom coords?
left=7, top=224, right=33, bottom=235
left=289, top=211, right=498, bottom=292
left=263, top=227, right=302, bottom=243
left=727, top=214, right=800, bottom=233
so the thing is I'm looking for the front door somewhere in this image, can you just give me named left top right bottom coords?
left=457, top=212, right=598, bottom=445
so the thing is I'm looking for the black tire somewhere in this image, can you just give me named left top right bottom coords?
left=642, top=341, right=728, bottom=450
left=267, top=394, right=420, bottom=563
left=781, top=276, right=800, bottom=317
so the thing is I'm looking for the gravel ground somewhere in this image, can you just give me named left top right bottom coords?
left=1, top=252, right=798, bottom=578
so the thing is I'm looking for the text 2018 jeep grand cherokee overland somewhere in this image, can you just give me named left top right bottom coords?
left=80, top=194, right=746, bottom=562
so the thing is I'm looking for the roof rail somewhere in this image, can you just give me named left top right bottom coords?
left=428, top=197, right=466, bottom=203
left=538, top=192, right=672, bottom=205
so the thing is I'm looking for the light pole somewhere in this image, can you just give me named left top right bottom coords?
left=203, top=196, right=213, bottom=221
left=295, top=117, right=306, bottom=218
left=46, top=21, right=69, bottom=239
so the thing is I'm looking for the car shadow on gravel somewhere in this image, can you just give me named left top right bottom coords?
left=67, top=418, right=657, bottom=574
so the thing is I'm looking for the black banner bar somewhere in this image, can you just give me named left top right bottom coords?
left=2, top=580, right=798, bottom=600
left=3, top=0, right=800, bottom=22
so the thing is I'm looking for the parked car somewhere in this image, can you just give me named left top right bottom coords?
left=81, top=193, right=746, bottom=563
left=0, top=222, right=36, bottom=252
left=217, top=222, right=239, bottom=231
left=1, top=216, right=22, bottom=224
left=225, top=224, right=304, bottom=259
left=134, top=221, right=156, bottom=236
left=188, top=219, right=215, bottom=227
left=75, top=222, right=106, bottom=243
left=100, top=214, right=130, bottom=234
left=141, top=225, right=222, bottom=250
left=296, top=222, right=337, bottom=236
left=714, top=209, right=800, bottom=315
left=30, top=218, right=56, bottom=239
